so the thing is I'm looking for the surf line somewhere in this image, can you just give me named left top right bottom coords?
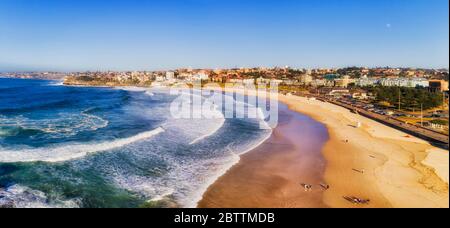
left=0, top=127, right=165, bottom=163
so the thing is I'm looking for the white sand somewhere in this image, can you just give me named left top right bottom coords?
left=423, top=148, right=449, bottom=184
left=278, top=94, right=449, bottom=208
left=174, top=86, right=448, bottom=208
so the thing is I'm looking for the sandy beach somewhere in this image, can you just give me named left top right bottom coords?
left=199, top=90, right=449, bottom=208
left=198, top=104, right=330, bottom=208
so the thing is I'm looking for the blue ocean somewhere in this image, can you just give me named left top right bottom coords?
left=0, top=78, right=272, bottom=208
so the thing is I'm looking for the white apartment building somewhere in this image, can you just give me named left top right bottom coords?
left=379, top=77, right=429, bottom=88
left=299, top=74, right=313, bottom=85
left=166, top=71, right=175, bottom=80
left=356, top=76, right=378, bottom=87
left=192, top=73, right=209, bottom=81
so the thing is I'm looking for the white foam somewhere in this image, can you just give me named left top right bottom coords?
left=188, top=121, right=224, bottom=145
left=149, top=189, right=175, bottom=202
left=176, top=90, right=271, bottom=145
left=0, top=112, right=109, bottom=138
left=47, top=80, right=64, bottom=86
left=0, top=127, right=165, bottom=163
left=257, top=107, right=272, bottom=130
left=81, top=113, right=109, bottom=130
left=180, top=153, right=241, bottom=208
left=169, top=91, right=226, bottom=145
left=0, top=185, right=80, bottom=208
left=117, top=87, right=148, bottom=92
left=189, top=102, right=226, bottom=145
left=186, top=130, right=273, bottom=208
left=0, top=88, right=275, bottom=208
left=0, top=128, right=13, bottom=137
left=111, top=172, right=176, bottom=203
left=181, top=94, right=274, bottom=207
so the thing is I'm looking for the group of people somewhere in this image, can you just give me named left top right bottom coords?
left=300, top=183, right=330, bottom=192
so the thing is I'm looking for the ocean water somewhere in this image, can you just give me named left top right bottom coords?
left=0, top=78, right=272, bottom=208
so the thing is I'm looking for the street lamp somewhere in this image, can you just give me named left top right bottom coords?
left=421, top=103, right=424, bottom=127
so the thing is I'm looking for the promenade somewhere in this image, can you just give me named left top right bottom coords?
left=315, top=96, right=449, bottom=149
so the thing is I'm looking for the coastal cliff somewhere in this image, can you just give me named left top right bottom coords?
left=63, top=76, right=153, bottom=87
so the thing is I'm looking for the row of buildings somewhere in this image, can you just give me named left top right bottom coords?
left=3, top=67, right=449, bottom=92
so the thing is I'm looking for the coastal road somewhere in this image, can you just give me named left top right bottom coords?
left=316, top=97, right=449, bottom=148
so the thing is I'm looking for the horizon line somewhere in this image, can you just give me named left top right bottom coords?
left=1, top=65, right=449, bottom=73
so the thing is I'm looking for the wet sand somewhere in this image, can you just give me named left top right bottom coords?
left=198, top=105, right=330, bottom=208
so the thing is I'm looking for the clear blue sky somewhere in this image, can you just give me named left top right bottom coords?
left=0, top=0, right=448, bottom=71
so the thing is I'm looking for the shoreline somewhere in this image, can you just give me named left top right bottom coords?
left=281, top=95, right=448, bottom=207
left=198, top=104, right=330, bottom=208
left=32, top=81, right=449, bottom=208
left=186, top=129, right=274, bottom=208
left=199, top=90, right=449, bottom=208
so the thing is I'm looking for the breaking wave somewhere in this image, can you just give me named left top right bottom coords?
left=0, top=127, right=165, bottom=163
left=0, top=79, right=277, bottom=208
